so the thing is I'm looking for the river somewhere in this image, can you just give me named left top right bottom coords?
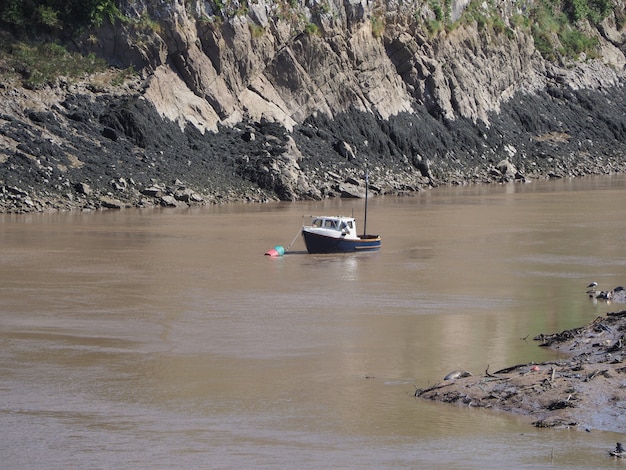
left=1, top=176, right=625, bottom=469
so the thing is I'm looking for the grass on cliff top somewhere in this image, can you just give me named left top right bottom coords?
left=0, top=38, right=109, bottom=89
left=425, top=0, right=608, bottom=62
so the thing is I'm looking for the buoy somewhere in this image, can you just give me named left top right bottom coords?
left=265, top=245, right=285, bottom=257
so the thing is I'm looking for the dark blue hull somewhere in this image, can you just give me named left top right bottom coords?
left=302, top=230, right=381, bottom=254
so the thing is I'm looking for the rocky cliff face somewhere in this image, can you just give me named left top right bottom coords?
left=1, top=0, right=625, bottom=212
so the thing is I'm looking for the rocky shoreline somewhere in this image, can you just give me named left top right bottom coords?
left=416, top=288, right=626, bottom=433
left=1, top=1, right=626, bottom=213
left=1, top=73, right=626, bottom=214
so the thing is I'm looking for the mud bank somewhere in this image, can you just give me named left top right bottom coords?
left=416, top=293, right=626, bottom=433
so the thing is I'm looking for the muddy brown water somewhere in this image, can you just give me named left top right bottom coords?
left=1, top=176, right=626, bottom=468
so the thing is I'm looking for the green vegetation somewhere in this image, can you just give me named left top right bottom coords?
left=563, top=0, right=613, bottom=24
left=559, top=28, right=599, bottom=58
left=0, top=0, right=620, bottom=90
left=371, top=15, right=385, bottom=38
left=111, top=65, right=136, bottom=87
left=304, top=22, right=319, bottom=36
left=429, top=0, right=446, bottom=23
left=136, top=13, right=162, bottom=34
left=0, top=40, right=108, bottom=88
left=529, top=0, right=608, bottom=61
left=420, top=0, right=615, bottom=61
left=249, top=22, right=266, bottom=38
left=425, top=0, right=450, bottom=34
left=457, top=0, right=514, bottom=36
left=0, top=0, right=120, bottom=32
left=234, top=0, right=249, bottom=17
left=426, top=0, right=514, bottom=36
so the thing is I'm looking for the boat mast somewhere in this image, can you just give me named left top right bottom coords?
left=363, top=172, right=368, bottom=237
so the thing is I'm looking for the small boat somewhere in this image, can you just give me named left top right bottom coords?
left=301, top=173, right=380, bottom=254
left=301, top=215, right=381, bottom=253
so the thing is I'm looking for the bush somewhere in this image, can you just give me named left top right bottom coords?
left=564, top=0, right=613, bottom=24
left=559, top=28, right=598, bottom=58
left=0, top=0, right=120, bottom=32
left=587, top=0, right=613, bottom=23
left=371, top=16, right=384, bottom=38
left=430, top=0, right=445, bottom=22
left=304, top=22, right=319, bottom=36
left=532, top=26, right=558, bottom=62
left=2, top=40, right=107, bottom=88
left=529, top=0, right=607, bottom=62
left=564, top=0, right=590, bottom=22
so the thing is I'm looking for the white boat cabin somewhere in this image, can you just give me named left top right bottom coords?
left=304, top=216, right=359, bottom=239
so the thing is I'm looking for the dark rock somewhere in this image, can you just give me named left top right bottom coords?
left=27, top=111, right=55, bottom=124
left=74, top=182, right=92, bottom=195
left=67, top=111, right=88, bottom=122
left=6, top=186, right=28, bottom=197
left=141, top=186, right=163, bottom=197
left=102, top=127, right=117, bottom=141
left=110, top=178, right=127, bottom=191
left=334, top=141, right=356, bottom=161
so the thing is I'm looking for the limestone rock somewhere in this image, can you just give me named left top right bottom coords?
left=99, top=197, right=125, bottom=209
left=337, top=182, right=365, bottom=199
left=159, top=195, right=179, bottom=207
left=497, top=159, right=517, bottom=178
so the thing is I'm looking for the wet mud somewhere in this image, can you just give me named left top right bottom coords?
left=416, top=293, right=626, bottom=433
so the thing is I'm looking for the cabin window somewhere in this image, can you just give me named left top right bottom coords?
left=324, top=220, right=337, bottom=229
left=312, top=219, right=323, bottom=227
left=347, top=221, right=353, bottom=229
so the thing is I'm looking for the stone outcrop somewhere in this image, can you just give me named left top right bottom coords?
left=0, top=0, right=626, bottom=212
left=91, top=0, right=624, bottom=128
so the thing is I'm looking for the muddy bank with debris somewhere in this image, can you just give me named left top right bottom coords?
left=416, top=292, right=626, bottom=433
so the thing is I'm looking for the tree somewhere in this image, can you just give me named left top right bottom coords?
left=0, top=0, right=120, bottom=31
